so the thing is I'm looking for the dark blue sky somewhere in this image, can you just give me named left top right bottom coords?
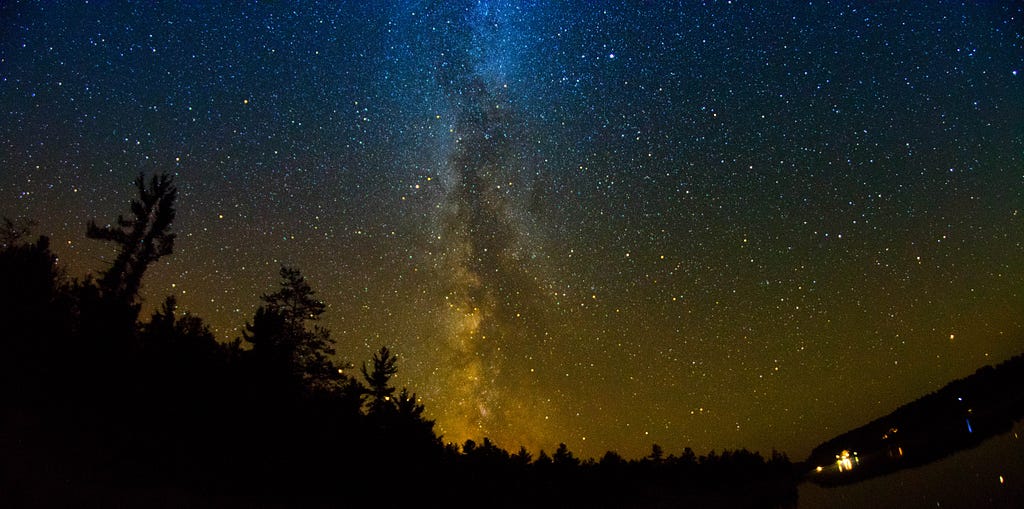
left=2, top=0, right=1021, bottom=459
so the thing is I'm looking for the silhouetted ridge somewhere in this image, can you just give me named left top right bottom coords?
left=805, top=353, right=1024, bottom=486
left=1, top=174, right=798, bottom=508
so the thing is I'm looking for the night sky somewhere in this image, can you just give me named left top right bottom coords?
left=2, top=1, right=1022, bottom=460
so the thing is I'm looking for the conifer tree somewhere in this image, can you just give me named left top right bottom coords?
left=86, top=173, right=176, bottom=303
left=362, top=346, right=398, bottom=416
left=243, top=266, right=343, bottom=392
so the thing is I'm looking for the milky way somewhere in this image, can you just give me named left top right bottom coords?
left=412, top=0, right=560, bottom=449
left=1, top=1, right=1021, bottom=459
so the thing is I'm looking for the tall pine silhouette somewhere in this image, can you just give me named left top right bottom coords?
left=86, top=173, right=176, bottom=303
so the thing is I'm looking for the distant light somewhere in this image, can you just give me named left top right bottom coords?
left=999, top=475, right=1005, bottom=484
left=836, top=450, right=854, bottom=472
left=815, top=466, right=823, bottom=473
left=608, top=53, right=615, bottom=59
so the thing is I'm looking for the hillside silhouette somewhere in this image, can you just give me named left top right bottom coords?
left=805, top=352, right=1024, bottom=486
left=1, top=173, right=797, bottom=508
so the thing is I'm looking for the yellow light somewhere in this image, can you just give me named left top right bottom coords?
left=836, top=450, right=854, bottom=472
left=815, top=466, right=823, bottom=473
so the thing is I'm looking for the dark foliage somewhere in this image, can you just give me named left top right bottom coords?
left=86, top=173, right=176, bottom=304
left=362, top=345, right=398, bottom=416
left=0, top=176, right=800, bottom=509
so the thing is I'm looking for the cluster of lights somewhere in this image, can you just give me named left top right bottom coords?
left=836, top=449, right=858, bottom=472
left=814, top=449, right=860, bottom=474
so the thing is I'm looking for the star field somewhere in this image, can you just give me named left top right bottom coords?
left=1, top=1, right=1022, bottom=459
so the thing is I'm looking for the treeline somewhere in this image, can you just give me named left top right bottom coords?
left=1, top=174, right=796, bottom=508
left=806, top=353, right=1024, bottom=485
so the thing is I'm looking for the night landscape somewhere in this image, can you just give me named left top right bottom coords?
left=1, top=2, right=1022, bottom=508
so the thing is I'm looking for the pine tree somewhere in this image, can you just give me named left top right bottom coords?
left=512, top=446, right=532, bottom=466
left=553, top=443, right=580, bottom=467
left=261, top=266, right=326, bottom=325
left=86, top=173, right=176, bottom=303
left=243, top=266, right=342, bottom=392
left=362, top=346, right=398, bottom=416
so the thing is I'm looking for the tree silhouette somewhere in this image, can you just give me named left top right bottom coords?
left=534, top=449, right=552, bottom=467
left=677, top=446, right=698, bottom=467
left=262, top=266, right=326, bottom=324
left=86, top=173, right=176, bottom=303
left=136, top=295, right=224, bottom=446
left=393, top=386, right=438, bottom=446
left=1, top=216, right=37, bottom=248
left=243, top=266, right=343, bottom=393
left=0, top=224, right=63, bottom=404
left=648, top=443, right=664, bottom=464
left=552, top=443, right=580, bottom=467
left=141, top=295, right=219, bottom=361
left=362, top=345, right=398, bottom=416
left=396, top=387, right=425, bottom=420
left=599, top=450, right=626, bottom=467
left=0, top=193, right=807, bottom=509
left=512, top=445, right=533, bottom=466
left=0, top=228, right=60, bottom=325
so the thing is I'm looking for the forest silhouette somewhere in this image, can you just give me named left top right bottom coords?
left=1, top=173, right=799, bottom=508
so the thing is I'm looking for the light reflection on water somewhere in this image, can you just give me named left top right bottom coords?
left=798, top=421, right=1024, bottom=508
